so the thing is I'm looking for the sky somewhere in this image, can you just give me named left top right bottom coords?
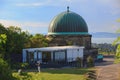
left=0, top=0, right=120, bottom=34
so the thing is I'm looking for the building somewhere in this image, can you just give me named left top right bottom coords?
left=47, top=7, right=98, bottom=61
left=23, top=46, right=84, bottom=63
left=22, top=7, right=98, bottom=67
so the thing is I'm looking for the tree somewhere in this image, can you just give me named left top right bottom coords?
left=113, top=33, right=120, bottom=63
left=0, top=24, right=7, bottom=34
left=76, top=57, right=82, bottom=67
left=0, top=25, right=31, bottom=65
left=113, top=18, right=120, bottom=63
left=0, top=24, right=49, bottom=68
left=5, top=26, right=31, bottom=66
left=87, top=56, right=94, bottom=67
left=0, top=34, right=7, bottom=58
left=0, top=24, right=8, bottom=58
left=0, top=34, right=15, bottom=80
left=6, top=26, right=31, bottom=54
left=0, top=58, right=15, bottom=80
left=27, top=34, right=48, bottom=48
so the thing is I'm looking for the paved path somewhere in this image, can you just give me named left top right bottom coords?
left=95, top=55, right=120, bottom=80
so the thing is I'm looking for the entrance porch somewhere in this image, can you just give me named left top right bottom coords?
left=22, top=46, right=84, bottom=65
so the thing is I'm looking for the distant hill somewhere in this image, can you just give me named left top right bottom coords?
left=91, top=32, right=120, bottom=38
left=33, top=32, right=120, bottom=38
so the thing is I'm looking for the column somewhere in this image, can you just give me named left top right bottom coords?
left=51, top=52, right=53, bottom=61
left=53, top=52, right=55, bottom=62
left=65, top=50, right=67, bottom=62
left=22, top=49, right=27, bottom=62
left=34, top=51, right=37, bottom=61
left=38, top=52, right=42, bottom=63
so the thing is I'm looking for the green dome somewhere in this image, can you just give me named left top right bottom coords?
left=48, top=9, right=88, bottom=35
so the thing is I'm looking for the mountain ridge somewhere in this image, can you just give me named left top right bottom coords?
left=90, top=32, right=120, bottom=38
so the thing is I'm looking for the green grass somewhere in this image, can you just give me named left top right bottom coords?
left=13, top=68, right=93, bottom=80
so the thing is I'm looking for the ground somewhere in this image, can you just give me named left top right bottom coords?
left=13, top=68, right=92, bottom=80
left=95, top=55, right=120, bottom=80
left=13, top=55, right=120, bottom=80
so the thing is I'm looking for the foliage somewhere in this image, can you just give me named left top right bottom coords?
left=0, top=24, right=49, bottom=67
left=116, top=18, right=120, bottom=22
left=13, top=68, right=92, bottom=80
left=0, top=34, right=7, bottom=44
left=114, top=43, right=120, bottom=63
left=6, top=26, right=31, bottom=54
left=11, top=62, right=29, bottom=70
left=0, top=33, right=15, bottom=80
left=87, top=56, right=94, bottom=67
left=113, top=19, right=120, bottom=63
left=0, top=34, right=7, bottom=58
left=92, top=43, right=116, bottom=55
left=66, top=41, right=73, bottom=45
left=0, top=24, right=7, bottom=34
left=21, top=63, right=29, bottom=69
left=0, top=25, right=31, bottom=68
left=0, top=58, right=15, bottom=80
left=76, top=57, right=82, bottom=67
left=27, top=34, right=48, bottom=48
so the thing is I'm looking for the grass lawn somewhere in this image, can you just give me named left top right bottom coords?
left=13, top=68, right=93, bottom=80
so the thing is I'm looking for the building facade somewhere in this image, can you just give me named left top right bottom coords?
left=23, top=46, right=84, bottom=64
left=46, top=7, right=98, bottom=61
left=22, top=7, right=98, bottom=67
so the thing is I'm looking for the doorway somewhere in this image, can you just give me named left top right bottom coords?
left=42, top=52, right=51, bottom=63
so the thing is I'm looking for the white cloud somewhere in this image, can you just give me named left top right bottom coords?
left=0, top=19, right=49, bottom=33
left=15, top=0, right=51, bottom=7
left=0, top=19, right=48, bottom=28
left=16, top=3, right=42, bottom=7
left=15, top=0, right=89, bottom=7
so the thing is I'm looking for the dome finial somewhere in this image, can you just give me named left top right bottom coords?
left=67, top=6, right=69, bottom=12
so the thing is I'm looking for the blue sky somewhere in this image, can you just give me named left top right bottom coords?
left=0, top=0, right=120, bottom=34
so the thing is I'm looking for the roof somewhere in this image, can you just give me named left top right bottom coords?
left=23, top=46, right=84, bottom=52
left=48, top=7, right=88, bottom=35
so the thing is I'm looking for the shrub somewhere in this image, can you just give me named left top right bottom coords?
left=76, top=57, right=82, bottom=67
left=87, top=56, right=94, bottom=67
left=0, top=58, right=15, bottom=80
left=11, top=62, right=29, bottom=69
left=114, top=45, right=120, bottom=63
left=21, top=62, right=29, bottom=69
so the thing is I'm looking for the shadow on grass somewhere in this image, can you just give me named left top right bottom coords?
left=41, top=68, right=92, bottom=75
left=17, top=72, right=32, bottom=80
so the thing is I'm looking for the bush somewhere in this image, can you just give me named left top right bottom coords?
left=76, top=57, right=82, bottom=67
left=21, top=63, right=29, bottom=69
left=87, top=56, right=94, bottom=67
left=11, top=62, right=29, bottom=70
left=114, top=45, right=120, bottom=63
left=0, top=58, right=15, bottom=80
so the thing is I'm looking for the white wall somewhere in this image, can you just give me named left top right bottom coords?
left=22, top=46, right=84, bottom=63
left=55, top=51, right=65, bottom=61
left=67, top=48, right=83, bottom=62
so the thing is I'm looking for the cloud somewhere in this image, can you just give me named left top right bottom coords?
left=15, top=0, right=51, bottom=7
left=0, top=19, right=49, bottom=33
left=16, top=3, right=43, bottom=7
left=0, top=19, right=48, bottom=28
left=15, top=0, right=89, bottom=7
